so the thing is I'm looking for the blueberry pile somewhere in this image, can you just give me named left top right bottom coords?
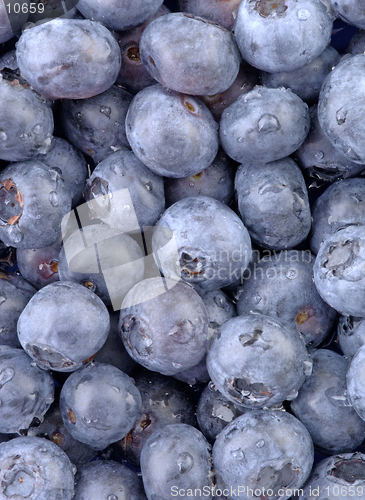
left=2, top=1, right=365, bottom=500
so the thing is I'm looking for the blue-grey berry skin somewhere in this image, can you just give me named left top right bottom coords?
left=234, top=0, right=335, bottom=73
left=0, top=160, right=72, bottom=249
left=34, top=137, right=88, bottom=208
left=140, top=423, right=213, bottom=500
left=139, top=12, right=241, bottom=96
left=295, top=105, right=365, bottom=182
left=260, top=45, right=340, bottom=104
left=59, top=362, right=142, bottom=450
left=0, top=270, right=37, bottom=347
left=347, top=344, right=365, bottom=422
left=83, top=149, right=165, bottom=229
left=0, top=0, right=30, bottom=43
left=58, top=223, right=145, bottom=309
left=310, top=178, right=365, bottom=255
left=152, top=196, right=252, bottom=291
left=17, top=281, right=110, bottom=372
left=296, top=452, right=365, bottom=499
left=0, top=436, right=74, bottom=500
left=318, top=54, right=365, bottom=164
left=347, top=29, right=365, bottom=55
left=213, top=410, right=314, bottom=500
left=0, top=75, right=53, bottom=162
left=234, top=158, right=311, bottom=251
left=16, top=19, right=121, bottom=99
left=119, top=278, right=209, bottom=376
left=126, top=84, right=219, bottom=179
left=207, top=314, right=310, bottom=409
left=333, top=0, right=365, bottom=29
left=74, top=460, right=147, bottom=500
left=338, top=316, right=365, bottom=359
left=220, top=87, right=310, bottom=164
left=0, top=346, right=54, bottom=434
left=291, top=349, right=365, bottom=455
left=313, top=226, right=365, bottom=317
left=235, top=250, right=337, bottom=347
left=61, top=85, right=132, bottom=164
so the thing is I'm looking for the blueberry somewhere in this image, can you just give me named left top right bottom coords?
left=0, top=436, right=75, bottom=500
left=213, top=410, right=314, bottom=500
left=59, top=361, right=142, bottom=450
left=234, top=0, right=335, bottom=73
left=337, top=315, right=365, bottom=359
left=76, top=0, right=164, bottom=31
left=119, top=277, right=209, bottom=375
left=0, top=75, right=53, bottom=162
left=220, top=86, right=310, bottom=164
left=207, top=313, right=310, bottom=409
left=178, top=0, right=242, bottom=30
left=140, top=423, right=213, bottom=500
left=0, top=0, right=30, bottom=43
left=74, top=460, right=146, bottom=500
left=235, top=250, right=337, bottom=347
left=235, top=158, right=312, bottom=250
left=61, top=85, right=133, bottom=163
left=313, top=225, right=365, bottom=317
left=125, top=84, right=219, bottom=178
left=139, top=12, right=241, bottom=95
left=347, top=29, right=365, bottom=54
left=16, top=19, right=121, bottom=99
left=152, top=196, right=252, bottom=290
left=291, top=349, right=365, bottom=455
left=318, top=54, right=365, bottom=164
left=0, top=345, right=54, bottom=434
left=346, top=344, right=365, bottom=422
left=333, top=0, right=365, bottom=29
left=17, top=281, right=110, bottom=372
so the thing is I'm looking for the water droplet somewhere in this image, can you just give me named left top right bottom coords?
left=49, top=191, right=59, bottom=207
left=172, top=362, right=182, bottom=369
left=222, top=130, right=227, bottom=136
left=256, top=439, right=265, bottom=448
left=177, top=452, right=194, bottom=473
left=231, top=448, right=245, bottom=459
left=20, top=133, right=28, bottom=141
left=123, top=204, right=130, bottom=211
left=218, top=177, right=225, bottom=184
left=303, top=359, right=313, bottom=376
left=286, top=269, right=297, bottom=279
left=7, top=225, right=23, bottom=244
left=286, top=389, right=298, bottom=400
left=189, top=181, right=195, bottom=188
left=253, top=294, right=261, bottom=304
left=266, top=268, right=275, bottom=278
left=114, top=121, right=120, bottom=127
left=214, top=295, right=225, bottom=307
left=0, top=367, right=14, bottom=387
left=100, top=105, right=111, bottom=118
left=149, top=440, right=158, bottom=448
left=258, top=114, right=281, bottom=133
left=237, top=137, right=244, bottom=143
left=145, top=181, right=153, bottom=191
left=35, top=214, right=41, bottom=220
left=75, top=112, right=82, bottom=120
left=336, top=108, right=347, bottom=125
left=107, top=495, right=118, bottom=500
left=297, top=8, right=310, bottom=20
left=32, top=124, right=43, bottom=135
left=0, top=130, right=7, bottom=141
left=314, top=151, right=324, bottom=160
left=0, top=295, right=6, bottom=306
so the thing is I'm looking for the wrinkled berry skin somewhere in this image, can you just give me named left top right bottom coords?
left=291, top=349, right=365, bottom=455
left=220, top=87, right=310, bottom=164
left=76, top=0, right=164, bottom=31
left=74, top=460, right=146, bottom=500
left=140, top=423, right=213, bottom=500
left=235, top=158, right=311, bottom=250
left=0, top=160, right=72, bottom=249
left=318, top=54, right=365, bottom=164
left=0, top=75, right=53, bottom=162
left=310, top=178, right=365, bottom=255
left=17, top=281, right=110, bottom=372
left=0, top=436, right=75, bottom=500
left=152, top=196, right=252, bottom=291
left=313, top=226, right=365, bottom=317
left=0, top=346, right=54, bottom=434
left=119, top=278, right=209, bottom=376
left=126, top=84, right=219, bottom=178
left=59, top=362, right=142, bottom=450
left=207, top=313, right=309, bottom=409
left=0, top=270, right=37, bottom=347
left=296, top=452, right=365, bottom=500
left=139, top=12, right=241, bottom=96
left=16, top=19, right=121, bottom=99
left=61, top=85, right=132, bottom=164
left=213, top=410, right=314, bottom=500
left=234, top=0, right=335, bottom=73
left=235, top=251, right=337, bottom=347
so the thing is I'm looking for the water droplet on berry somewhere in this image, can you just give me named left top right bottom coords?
left=49, top=191, right=59, bottom=207
left=286, top=269, right=297, bottom=279
left=314, top=151, right=324, bottom=160
left=297, top=8, right=310, bottom=20
left=145, top=181, right=153, bottom=191
left=214, top=295, right=224, bottom=307
left=100, top=105, right=111, bottom=118
left=189, top=181, right=195, bottom=188
left=0, top=130, right=7, bottom=141
left=172, top=362, right=182, bottom=369
left=107, top=495, right=118, bottom=500
left=303, top=359, right=313, bottom=376
left=237, top=137, right=244, bottom=143
left=32, top=124, right=43, bottom=135
left=231, top=448, right=244, bottom=459
left=256, top=439, right=265, bottom=448
left=336, top=108, right=347, bottom=125
left=0, top=367, right=14, bottom=387
left=0, top=295, right=6, bottom=306
left=75, top=112, right=82, bottom=120
left=258, top=114, right=281, bottom=133
left=177, top=452, right=194, bottom=473
left=253, top=294, right=261, bottom=304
